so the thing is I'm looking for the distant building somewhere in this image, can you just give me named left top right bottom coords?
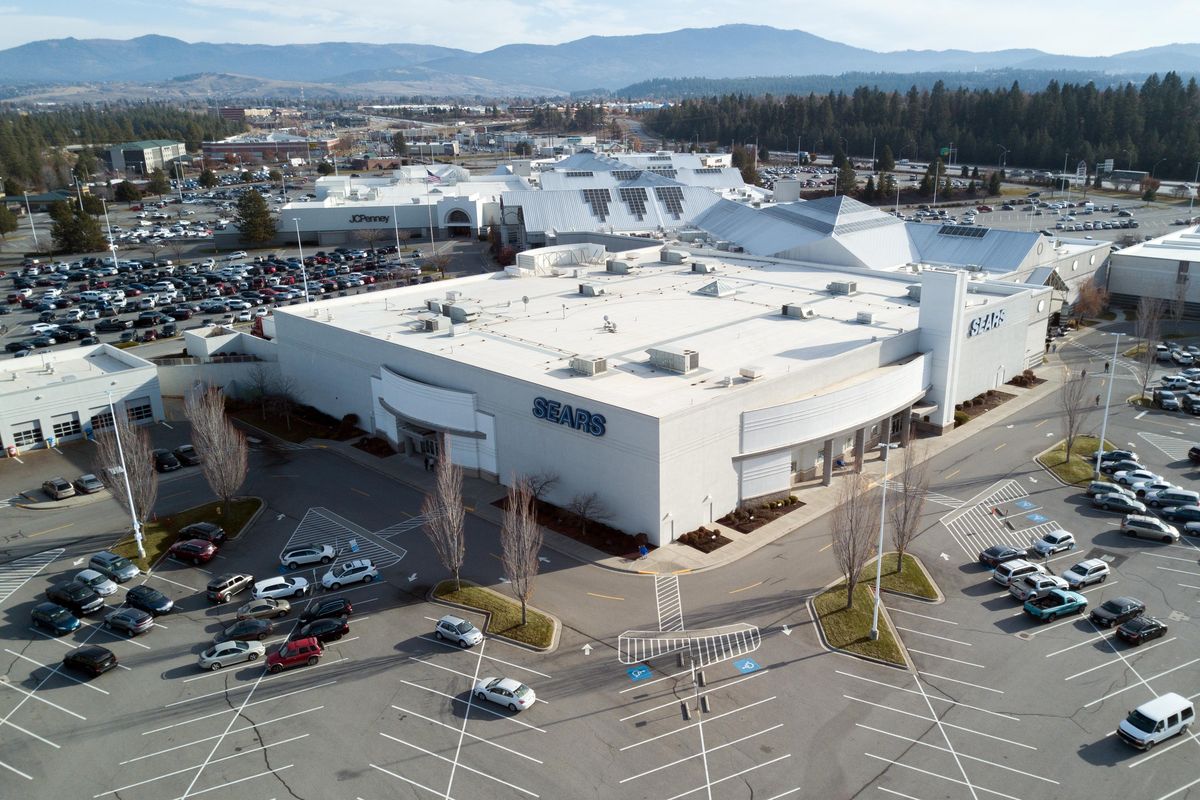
left=202, top=132, right=338, bottom=164
left=1107, top=224, right=1200, bottom=316
left=106, top=140, right=187, bottom=175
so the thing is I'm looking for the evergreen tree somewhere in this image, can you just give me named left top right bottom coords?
left=941, top=175, right=954, bottom=198
left=877, top=144, right=895, bottom=172
left=0, top=204, right=17, bottom=238
left=987, top=171, right=1002, bottom=195
left=918, top=174, right=933, bottom=197
left=836, top=162, right=858, bottom=195
left=862, top=176, right=876, bottom=201
left=114, top=182, right=141, bottom=204
left=880, top=172, right=898, bottom=201
left=832, top=148, right=846, bottom=168
left=971, top=166, right=980, bottom=179
left=392, top=131, right=408, bottom=155
left=316, top=162, right=335, bottom=176
left=199, top=169, right=218, bottom=188
left=234, top=188, right=276, bottom=246
left=80, top=194, right=104, bottom=215
left=3, top=177, right=24, bottom=196
left=146, top=168, right=170, bottom=197
left=49, top=200, right=105, bottom=254
left=759, top=146, right=770, bottom=163
left=960, top=165, right=970, bottom=178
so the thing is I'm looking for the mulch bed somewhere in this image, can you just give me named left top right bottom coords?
left=718, top=497, right=806, bottom=534
left=492, top=496, right=652, bottom=559
left=677, top=527, right=733, bottom=553
left=958, top=389, right=1017, bottom=421
left=352, top=436, right=397, bottom=458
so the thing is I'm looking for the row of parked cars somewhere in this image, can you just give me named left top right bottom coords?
left=1087, top=449, right=1200, bottom=541
left=38, top=445, right=200, bottom=503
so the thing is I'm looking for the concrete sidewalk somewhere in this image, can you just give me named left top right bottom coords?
left=289, top=365, right=1061, bottom=575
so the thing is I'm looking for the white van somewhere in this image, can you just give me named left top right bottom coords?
left=1118, top=693, right=1194, bottom=749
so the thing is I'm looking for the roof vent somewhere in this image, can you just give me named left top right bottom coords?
left=828, top=280, right=857, bottom=295
left=578, top=283, right=606, bottom=297
left=445, top=290, right=462, bottom=302
left=660, top=248, right=689, bottom=264
left=447, top=303, right=481, bottom=324
left=856, top=311, right=875, bottom=324
left=782, top=304, right=816, bottom=319
left=570, top=355, right=608, bottom=376
left=425, top=298, right=443, bottom=314
left=691, top=261, right=718, bottom=274
left=648, top=346, right=699, bottom=374
left=422, top=315, right=444, bottom=331
left=906, top=284, right=922, bottom=300
left=739, top=365, right=766, bottom=380
left=606, top=259, right=636, bottom=274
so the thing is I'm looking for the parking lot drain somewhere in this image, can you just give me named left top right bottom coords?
left=1016, top=632, right=1033, bottom=640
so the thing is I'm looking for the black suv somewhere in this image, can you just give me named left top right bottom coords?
left=46, top=581, right=105, bottom=615
left=178, top=521, right=226, bottom=545
left=300, top=597, right=353, bottom=623
left=152, top=449, right=181, bottom=472
left=1189, top=445, right=1200, bottom=465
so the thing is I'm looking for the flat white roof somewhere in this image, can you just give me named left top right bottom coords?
left=1114, top=225, right=1200, bottom=260
left=0, top=344, right=152, bottom=393
left=277, top=250, right=943, bottom=416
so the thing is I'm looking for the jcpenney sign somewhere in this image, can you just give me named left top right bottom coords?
left=349, top=214, right=389, bottom=224
left=967, top=308, right=1006, bottom=337
left=532, top=396, right=606, bottom=437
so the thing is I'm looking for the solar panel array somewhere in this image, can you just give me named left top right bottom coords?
left=618, top=187, right=648, bottom=220
left=694, top=167, right=723, bottom=174
left=581, top=188, right=612, bottom=221
left=654, top=186, right=685, bottom=219
left=648, top=155, right=672, bottom=161
left=612, top=170, right=643, bottom=181
left=648, top=167, right=678, bottom=179
left=565, top=170, right=594, bottom=178
left=937, top=224, right=988, bottom=239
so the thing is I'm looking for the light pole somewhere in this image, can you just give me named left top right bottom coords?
left=996, top=145, right=1009, bottom=171
left=1152, top=158, right=1167, bottom=179
left=292, top=218, right=311, bottom=303
left=1189, top=162, right=1199, bottom=219
left=869, top=427, right=898, bottom=641
left=107, top=391, right=146, bottom=560
left=101, top=199, right=120, bottom=269
left=1094, top=333, right=1121, bottom=481
left=22, top=191, right=38, bottom=251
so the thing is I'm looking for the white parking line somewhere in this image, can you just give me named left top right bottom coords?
left=399, top=680, right=547, bottom=733
left=79, top=620, right=152, bottom=650
left=169, top=765, right=293, bottom=800
left=121, top=708, right=323, bottom=764
left=381, top=731, right=540, bottom=798
left=889, top=607, right=958, bottom=625
left=1179, top=583, right=1200, bottom=590
left=620, top=724, right=783, bottom=784
left=844, top=696, right=1035, bottom=750
left=1127, top=730, right=1200, bottom=768
left=836, top=671, right=1016, bottom=720
left=1157, top=566, right=1200, bottom=577
left=1142, top=552, right=1199, bottom=563
left=857, top=724, right=1060, bottom=784
left=906, top=649, right=985, bottom=669
left=1022, top=613, right=1088, bottom=636
left=145, top=680, right=337, bottom=734
left=894, top=626, right=972, bottom=646
left=25, top=628, right=133, bottom=669
left=416, top=634, right=553, bottom=679
left=94, top=736, right=306, bottom=797
left=618, top=666, right=692, bottom=693
left=1155, top=775, right=1200, bottom=800
left=661, top=754, right=792, bottom=800
left=762, top=790, right=803, bottom=800
left=863, top=754, right=1021, bottom=800
left=620, top=696, right=777, bottom=751
left=145, top=573, right=198, bottom=591
left=1045, top=630, right=1120, bottom=658
left=3, top=648, right=109, bottom=694
left=0, top=676, right=85, bottom=719
left=442, top=637, right=488, bottom=800
left=369, top=763, right=459, bottom=800
left=1083, top=657, right=1200, bottom=708
left=0, top=758, right=34, bottom=781
left=619, top=671, right=765, bottom=722
left=1080, top=580, right=1120, bottom=594
left=1064, top=638, right=1177, bottom=680
left=917, top=672, right=1003, bottom=694
left=389, top=704, right=544, bottom=763
left=165, top=662, right=344, bottom=707
left=1, top=717, right=59, bottom=748
left=878, top=788, right=923, bottom=800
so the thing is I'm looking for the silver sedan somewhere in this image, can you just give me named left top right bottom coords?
left=198, top=640, right=265, bottom=671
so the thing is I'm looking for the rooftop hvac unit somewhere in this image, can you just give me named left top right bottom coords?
left=782, top=304, right=816, bottom=319
left=827, top=280, right=858, bottom=295
left=570, top=355, right=608, bottom=376
left=739, top=365, right=766, bottom=380
left=445, top=290, right=462, bottom=302
left=648, top=346, right=699, bottom=374
left=906, top=285, right=922, bottom=300
left=425, top=298, right=443, bottom=314
left=660, top=248, right=689, bottom=264
left=856, top=311, right=875, bottom=324
left=447, top=303, right=481, bottom=324
left=422, top=316, right=444, bottom=331
left=691, top=261, right=718, bottom=274
left=715, top=241, right=732, bottom=251
left=607, top=259, right=636, bottom=274
left=578, top=283, right=606, bottom=297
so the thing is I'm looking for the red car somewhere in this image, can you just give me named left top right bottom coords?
left=266, top=636, right=322, bottom=673
left=169, top=538, right=217, bottom=565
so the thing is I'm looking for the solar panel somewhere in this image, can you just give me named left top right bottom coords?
left=648, top=155, right=672, bottom=161
left=565, top=170, right=594, bottom=178
left=937, top=224, right=988, bottom=238
left=618, top=187, right=648, bottom=220
left=612, top=170, right=642, bottom=181
left=694, top=167, right=723, bottom=174
left=648, top=167, right=678, bottom=179
left=654, top=186, right=685, bottom=219
left=581, top=188, right=612, bottom=221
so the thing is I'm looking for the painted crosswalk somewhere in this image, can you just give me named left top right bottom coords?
left=654, top=574, right=684, bottom=632
left=1138, top=431, right=1194, bottom=461
left=883, top=479, right=964, bottom=509
left=280, top=508, right=407, bottom=571
left=938, top=479, right=1063, bottom=556
left=0, top=548, right=65, bottom=609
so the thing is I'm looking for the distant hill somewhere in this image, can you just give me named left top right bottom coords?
left=0, top=27, right=1196, bottom=96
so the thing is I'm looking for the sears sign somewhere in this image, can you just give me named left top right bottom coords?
left=532, top=396, right=606, bottom=437
left=968, top=308, right=1006, bottom=337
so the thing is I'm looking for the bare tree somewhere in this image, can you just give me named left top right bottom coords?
left=270, top=373, right=300, bottom=431
left=185, top=386, right=248, bottom=517
left=567, top=492, right=612, bottom=537
left=501, top=476, right=543, bottom=625
left=247, top=365, right=273, bottom=419
left=355, top=227, right=385, bottom=253
left=830, top=472, right=881, bottom=609
left=527, top=471, right=559, bottom=505
left=1135, top=297, right=1165, bottom=399
left=1060, top=369, right=1095, bottom=461
left=93, top=412, right=159, bottom=529
left=422, top=440, right=466, bottom=591
left=426, top=253, right=452, bottom=280
left=888, top=444, right=928, bottom=574
left=1072, top=278, right=1109, bottom=322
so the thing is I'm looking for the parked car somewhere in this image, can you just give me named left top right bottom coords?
left=75, top=568, right=118, bottom=597
left=1086, top=481, right=1134, bottom=499
left=177, top=521, right=227, bottom=545
left=198, top=639, right=266, bottom=671
left=473, top=677, right=537, bottom=712
left=299, top=596, right=352, bottom=623
left=169, top=539, right=218, bottom=565
left=320, top=558, right=378, bottom=590
left=266, top=636, right=323, bottom=673
left=1121, top=514, right=1180, bottom=543
left=992, top=559, right=1047, bottom=587
left=1116, top=615, right=1169, bottom=645
left=252, top=576, right=309, bottom=600
left=1114, top=468, right=1161, bottom=485
left=31, top=602, right=81, bottom=635
left=1131, top=478, right=1176, bottom=498
left=1094, top=449, right=1138, bottom=464
left=1117, top=693, right=1194, bottom=750
left=1061, top=558, right=1110, bottom=589
left=1092, top=493, right=1147, bottom=514
left=45, top=581, right=104, bottom=616
left=1144, top=488, right=1200, bottom=508
left=435, top=614, right=484, bottom=647
left=173, top=444, right=201, bottom=466
left=72, top=473, right=105, bottom=494
left=62, top=645, right=119, bottom=677
left=42, top=477, right=76, bottom=500
left=88, top=551, right=140, bottom=583
left=236, top=597, right=291, bottom=620
left=104, top=607, right=155, bottom=635
left=280, top=544, right=335, bottom=570
left=1024, top=589, right=1088, bottom=621
left=1090, top=596, right=1147, bottom=627
left=1009, top=573, right=1069, bottom=602
left=1029, top=529, right=1076, bottom=557
left=978, top=545, right=1024, bottom=568
left=1105, top=459, right=1148, bottom=476
left=125, top=584, right=174, bottom=615
left=206, top=572, right=255, bottom=603
left=152, top=449, right=182, bottom=472
left=1189, top=445, right=1200, bottom=465
left=1158, top=504, right=1200, bottom=523
left=215, top=618, right=273, bottom=643
left=287, top=615, right=349, bottom=644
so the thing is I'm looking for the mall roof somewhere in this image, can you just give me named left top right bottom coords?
left=1112, top=224, right=1200, bottom=260
left=502, top=185, right=724, bottom=235
left=275, top=248, right=942, bottom=417
left=0, top=344, right=153, bottom=393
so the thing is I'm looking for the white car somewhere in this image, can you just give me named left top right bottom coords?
left=236, top=310, right=252, bottom=322
left=320, top=559, right=378, bottom=590
left=1131, top=479, right=1175, bottom=497
left=28, top=322, right=59, bottom=334
left=1115, top=469, right=1161, bottom=486
left=474, top=677, right=536, bottom=712
left=280, top=544, right=336, bottom=570
left=75, top=568, right=118, bottom=597
left=1029, top=529, right=1076, bottom=557
left=435, top=614, right=484, bottom=647
left=198, top=639, right=265, bottom=671
left=1061, top=558, right=1110, bottom=589
left=251, top=576, right=310, bottom=600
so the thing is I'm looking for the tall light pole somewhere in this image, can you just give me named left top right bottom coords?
left=1094, top=333, right=1121, bottom=481
left=997, top=144, right=1009, bottom=171
left=1189, top=162, right=1199, bottom=219
left=292, top=218, right=311, bottom=303
left=1152, top=158, right=1167, bottom=179
left=22, top=191, right=38, bottom=251
left=107, top=391, right=146, bottom=560
left=101, top=199, right=120, bottom=269
left=869, top=427, right=898, bottom=641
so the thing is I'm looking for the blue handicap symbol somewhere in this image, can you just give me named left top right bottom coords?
left=734, top=658, right=760, bottom=675
left=627, top=665, right=652, bottom=682
left=1026, top=513, right=1048, bottom=523
left=1014, top=499, right=1035, bottom=510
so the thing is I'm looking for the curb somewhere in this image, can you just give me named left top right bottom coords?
left=427, top=581, right=560, bottom=653
left=807, top=576, right=913, bottom=672
left=229, top=495, right=268, bottom=541
left=877, top=552, right=945, bottom=605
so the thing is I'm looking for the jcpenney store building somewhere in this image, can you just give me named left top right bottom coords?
left=273, top=243, right=1049, bottom=545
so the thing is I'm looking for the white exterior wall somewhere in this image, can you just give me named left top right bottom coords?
left=1108, top=253, right=1199, bottom=304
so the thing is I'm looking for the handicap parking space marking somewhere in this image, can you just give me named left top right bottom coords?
left=1013, top=499, right=1037, bottom=511
left=627, top=664, right=653, bottom=682
left=733, top=657, right=760, bottom=674
left=1025, top=512, right=1049, bottom=523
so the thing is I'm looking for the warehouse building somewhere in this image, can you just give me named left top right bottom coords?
left=202, top=132, right=338, bottom=163
left=106, top=139, right=187, bottom=175
left=1106, top=224, right=1200, bottom=316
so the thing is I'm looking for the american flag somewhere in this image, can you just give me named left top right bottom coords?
left=424, top=168, right=443, bottom=184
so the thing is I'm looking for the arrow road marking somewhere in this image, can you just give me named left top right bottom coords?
left=940, top=553, right=950, bottom=561
left=538, top=556, right=550, bottom=564
left=73, top=558, right=84, bottom=566
left=276, top=513, right=284, bottom=521
left=581, top=643, right=593, bottom=655
left=407, top=573, right=417, bottom=582
left=781, top=625, right=792, bottom=636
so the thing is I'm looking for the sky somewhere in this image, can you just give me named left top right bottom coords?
left=0, top=0, right=1193, bottom=55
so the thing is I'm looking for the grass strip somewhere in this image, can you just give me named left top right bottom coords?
left=112, top=497, right=262, bottom=572
left=813, top=581, right=905, bottom=666
left=433, top=580, right=555, bottom=649
left=869, top=552, right=937, bottom=600
left=1036, top=435, right=1112, bottom=486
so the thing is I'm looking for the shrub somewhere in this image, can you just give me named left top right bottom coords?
left=954, top=410, right=970, bottom=426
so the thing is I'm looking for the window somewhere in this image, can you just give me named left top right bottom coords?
left=1072, top=259, right=1078, bottom=271
left=11, top=420, right=44, bottom=447
left=612, top=170, right=642, bottom=181
left=89, top=408, right=114, bottom=432
left=125, top=397, right=153, bottom=423
left=1090, top=254, right=1096, bottom=265
left=694, top=167, right=723, bottom=174
left=51, top=413, right=81, bottom=440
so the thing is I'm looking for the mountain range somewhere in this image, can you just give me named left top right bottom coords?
left=1, top=26, right=1198, bottom=97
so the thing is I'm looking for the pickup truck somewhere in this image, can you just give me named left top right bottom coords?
left=1024, top=589, right=1088, bottom=621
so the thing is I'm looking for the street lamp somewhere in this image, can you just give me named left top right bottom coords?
left=1189, top=162, right=1199, bottom=219
left=869, top=428, right=899, bottom=641
left=292, top=218, right=311, bottom=303
left=1094, top=333, right=1122, bottom=481
left=107, top=391, right=146, bottom=560
left=1152, top=158, right=1167, bottom=179
left=21, top=190, right=38, bottom=251
left=996, top=145, right=1009, bottom=171
left=101, top=199, right=120, bottom=270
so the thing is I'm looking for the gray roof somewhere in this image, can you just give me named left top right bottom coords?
left=906, top=223, right=1039, bottom=274
left=503, top=185, right=723, bottom=234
